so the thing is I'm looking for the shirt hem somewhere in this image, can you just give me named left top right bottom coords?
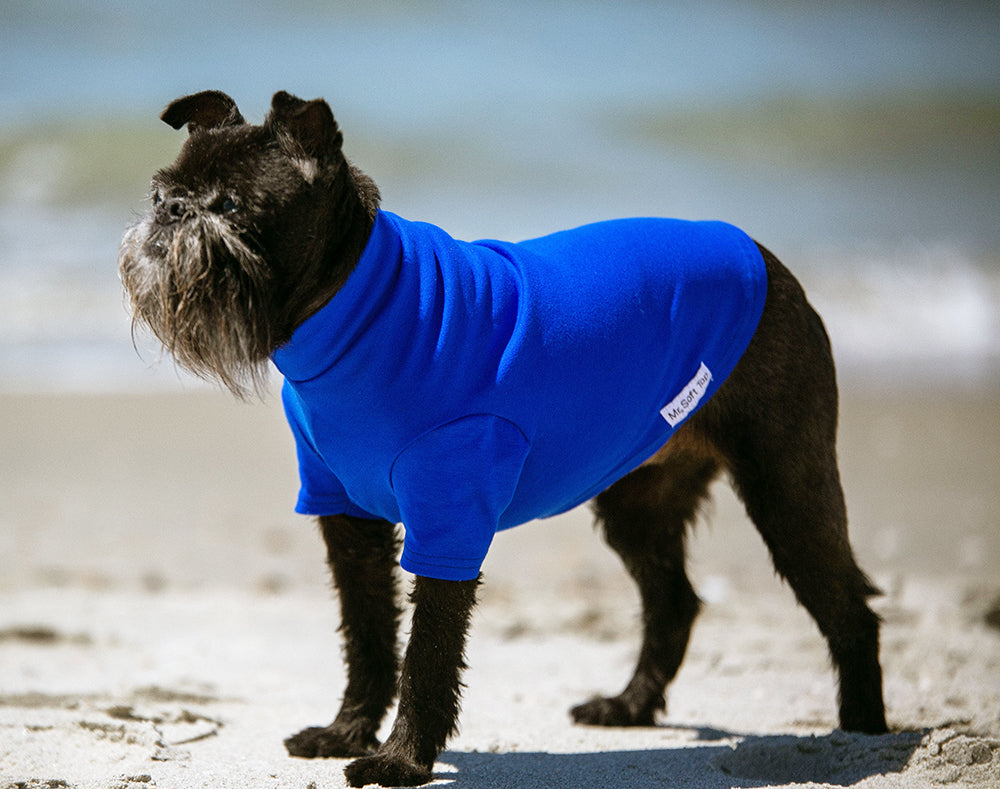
left=400, top=549, right=483, bottom=581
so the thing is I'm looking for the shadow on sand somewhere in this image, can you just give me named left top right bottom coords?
left=436, top=729, right=924, bottom=788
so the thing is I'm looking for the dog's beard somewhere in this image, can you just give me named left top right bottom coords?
left=119, top=213, right=273, bottom=398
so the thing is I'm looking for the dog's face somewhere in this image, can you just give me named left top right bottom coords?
left=119, top=90, right=379, bottom=397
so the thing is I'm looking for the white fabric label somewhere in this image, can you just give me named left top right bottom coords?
left=659, top=362, right=713, bottom=427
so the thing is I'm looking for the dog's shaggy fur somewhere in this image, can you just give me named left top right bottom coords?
left=120, top=91, right=887, bottom=788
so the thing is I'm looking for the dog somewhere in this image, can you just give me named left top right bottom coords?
left=119, top=90, right=888, bottom=787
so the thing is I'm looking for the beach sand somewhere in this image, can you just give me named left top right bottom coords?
left=1, top=387, right=998, bottom=788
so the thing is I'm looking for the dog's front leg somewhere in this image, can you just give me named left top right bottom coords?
left=345, top=575, right=478, bottom=788
left=286, top=515, right=402, bottom=758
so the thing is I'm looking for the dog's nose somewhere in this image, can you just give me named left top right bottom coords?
left=156, top=196, right=189, bottom=224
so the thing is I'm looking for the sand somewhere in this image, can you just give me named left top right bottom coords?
left=1, top=387, right=998, bottom=788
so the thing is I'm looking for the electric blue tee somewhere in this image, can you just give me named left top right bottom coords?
left=272, top=210, right=767, bottom=581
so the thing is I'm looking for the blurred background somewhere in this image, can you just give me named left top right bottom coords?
left=0, top=1, right=997, bottom=593
left=1, top=0, right=997, bottom=391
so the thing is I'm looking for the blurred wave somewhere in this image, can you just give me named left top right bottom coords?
left=1, top=1, right=997, bottom=391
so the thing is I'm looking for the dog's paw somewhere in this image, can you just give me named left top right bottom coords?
left=344, top=754, right=433, bottom=787
left=284, top=725, right=379, bottom=758
left=570, top=695, right=657, bottom=727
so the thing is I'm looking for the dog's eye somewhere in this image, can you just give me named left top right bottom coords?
left=210, top=195, right=239, bottom=215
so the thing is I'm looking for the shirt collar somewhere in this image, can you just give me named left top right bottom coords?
left=272, top=210, right=402, bottom=382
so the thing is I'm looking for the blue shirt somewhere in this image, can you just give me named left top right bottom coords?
left=273, top=210, right=767, bottom=580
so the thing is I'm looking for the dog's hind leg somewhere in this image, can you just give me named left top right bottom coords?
left=702, top=245, right=888, bottom=734
left=285, top=515, right=402, bottom=758
left=572, top=442, right=719, bottom=726
left=717, top=419, right=887, bottom=733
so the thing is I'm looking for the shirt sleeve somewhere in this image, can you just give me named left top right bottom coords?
left=281, top=381, right=370, bottom=518
left=390, top=414, right=530, bottom=581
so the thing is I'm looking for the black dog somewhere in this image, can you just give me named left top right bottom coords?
left=119, top=91, right=887, bottom=787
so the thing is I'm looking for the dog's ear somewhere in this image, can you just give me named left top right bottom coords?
left=268, top=91, right=343, bottom=159
left=161, top=91, right=245, bottom=133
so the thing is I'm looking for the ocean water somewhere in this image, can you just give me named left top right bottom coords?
left=1, top=0, right=998, bottom=392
